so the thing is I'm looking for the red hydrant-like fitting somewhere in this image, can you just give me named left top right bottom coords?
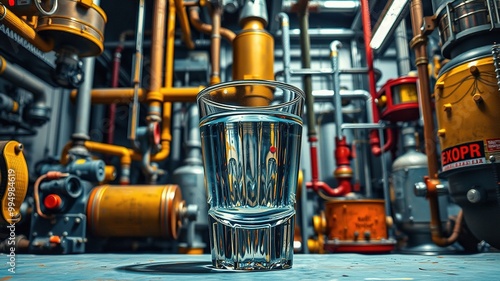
left=369, top=129, right=395, bottom=156
left=306, top=136, right=353, bottom=197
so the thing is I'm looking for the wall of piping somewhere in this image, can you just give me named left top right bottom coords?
left=0, top=0, right=491, bottom=255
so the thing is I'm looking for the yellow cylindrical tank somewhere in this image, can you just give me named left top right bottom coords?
left=87, top=184, right=184, bottom=239
left=232, top=20, right=274, bottom=106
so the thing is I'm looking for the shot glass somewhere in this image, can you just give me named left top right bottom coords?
left=197, top=79, right=305, bottom=270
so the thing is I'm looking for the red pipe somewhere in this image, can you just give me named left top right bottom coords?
left=107, top=45, right=123, bottom=146
left=360, top=0, right=394, bottom=156
left=306, top=137, right=353, bottom=197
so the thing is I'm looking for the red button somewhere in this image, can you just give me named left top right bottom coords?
left=44, top=194, right=62, bottom=209
left=49, top=235, right=61, bottom=244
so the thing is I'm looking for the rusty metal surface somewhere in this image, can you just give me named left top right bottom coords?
left=1, top=253, right=499, bottom=280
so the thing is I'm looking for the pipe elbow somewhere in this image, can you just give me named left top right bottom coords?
left=151, top=140, right=170, bottom=162
left=323, top=179, right=352, bottom=197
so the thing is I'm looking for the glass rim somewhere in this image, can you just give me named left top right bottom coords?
left=196, top=79, right=305, bottom=111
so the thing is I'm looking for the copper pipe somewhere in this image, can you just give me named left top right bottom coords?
left=188, top=6, right=236, bottom=42
left=410, top=0, right=451, bottom=247
left=0, top=5, right=53, bottom=52
left=424, top=177, right=462, bottom=246
left=293, top=0, right=310, bottom=12
left=210, top=5, right=222, bottom=85
left=174, top=0, right=195, bottom=49
left=409, top=0, right=439, bottom=179
left=147, top=0, right=167, bottom=122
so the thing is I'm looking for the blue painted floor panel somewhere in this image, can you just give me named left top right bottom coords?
left=1, top=253, right=499, bottom=280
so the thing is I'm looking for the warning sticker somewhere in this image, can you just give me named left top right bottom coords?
left=486, top=138, right=500, bottom=152
left=441, top=141, right=486, bottom=172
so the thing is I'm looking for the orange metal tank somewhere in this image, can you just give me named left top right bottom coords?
left=324, top=199, right=388, bottom=241
left=322, top=199, right=395, bottom=253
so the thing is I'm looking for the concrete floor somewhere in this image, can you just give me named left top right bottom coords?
left=2, top=253, right=499, bottom=280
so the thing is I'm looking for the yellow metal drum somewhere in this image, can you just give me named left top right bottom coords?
left=435, top=56, right=500, bottom=174
left=87, top=184, right=184, bottom=239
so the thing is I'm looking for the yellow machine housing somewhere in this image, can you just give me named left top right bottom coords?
left=36, top=0, right=107, bottom=57
left=0, top=141, right=29, bottom=224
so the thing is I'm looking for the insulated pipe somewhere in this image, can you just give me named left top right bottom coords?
left=188, top=6, right=236, bottom=42
left=174, top=0, right=195, bottom=49
left=0, top=4, right=53, bottom=52
left=0, top=56, right=51, bottom=105
left=409, top=0, right=452, bottom=247
left=209, top=4, right=222, bottom=85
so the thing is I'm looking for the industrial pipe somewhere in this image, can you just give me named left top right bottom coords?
left=296, top=0, right=323, bottom=197
left=139, top=0, right=168, bottom=180
left=296, top=1, right=352, bottom=196
left=283, top=0, right=360, bottom=13
left=60, top=141, right=133, bottom=184
left=0, top=56, right=51, bottom=106
left=174, top=0, right=195, bottom=49
left=61, top=0, right=194, bottom=176
left=188, top=6, right=236, bottom=42
left=278, top=12, right=292, bottom=88
left=209, top=4, right=222, bottom=85
left=0, top=4, right=53, bottom=52
left=359, top=0, right=393, bottom=156
left=106, top=30, right=131, bottom=146
left=409, top=0, right=453, bottom=247
left=128, top=0, right=147, bottom=143
left=70, top=87, right=203, bottom=103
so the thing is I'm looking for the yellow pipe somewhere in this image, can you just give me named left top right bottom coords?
left=71, top=88, right=146, bottom=104
left=62, top=0, right=195, bottom=170
left=161, top=86, right=204, bottom=101
left=165, top=0, right=176, bottom=88
left=174, top=0, right=195, bottom=49
left=0, top=5, right=53, bottom=52
left=60, top=141, right=133, bottom=166
left=71, top=86, right=203, bottom=103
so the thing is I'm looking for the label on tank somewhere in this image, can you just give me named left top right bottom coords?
left=486, top=138, right=500, bottom=152
left=441, top=141, right=486, bottom=172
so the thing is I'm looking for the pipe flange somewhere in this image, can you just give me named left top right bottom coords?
left=0, top=5, right=7, bottom=21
